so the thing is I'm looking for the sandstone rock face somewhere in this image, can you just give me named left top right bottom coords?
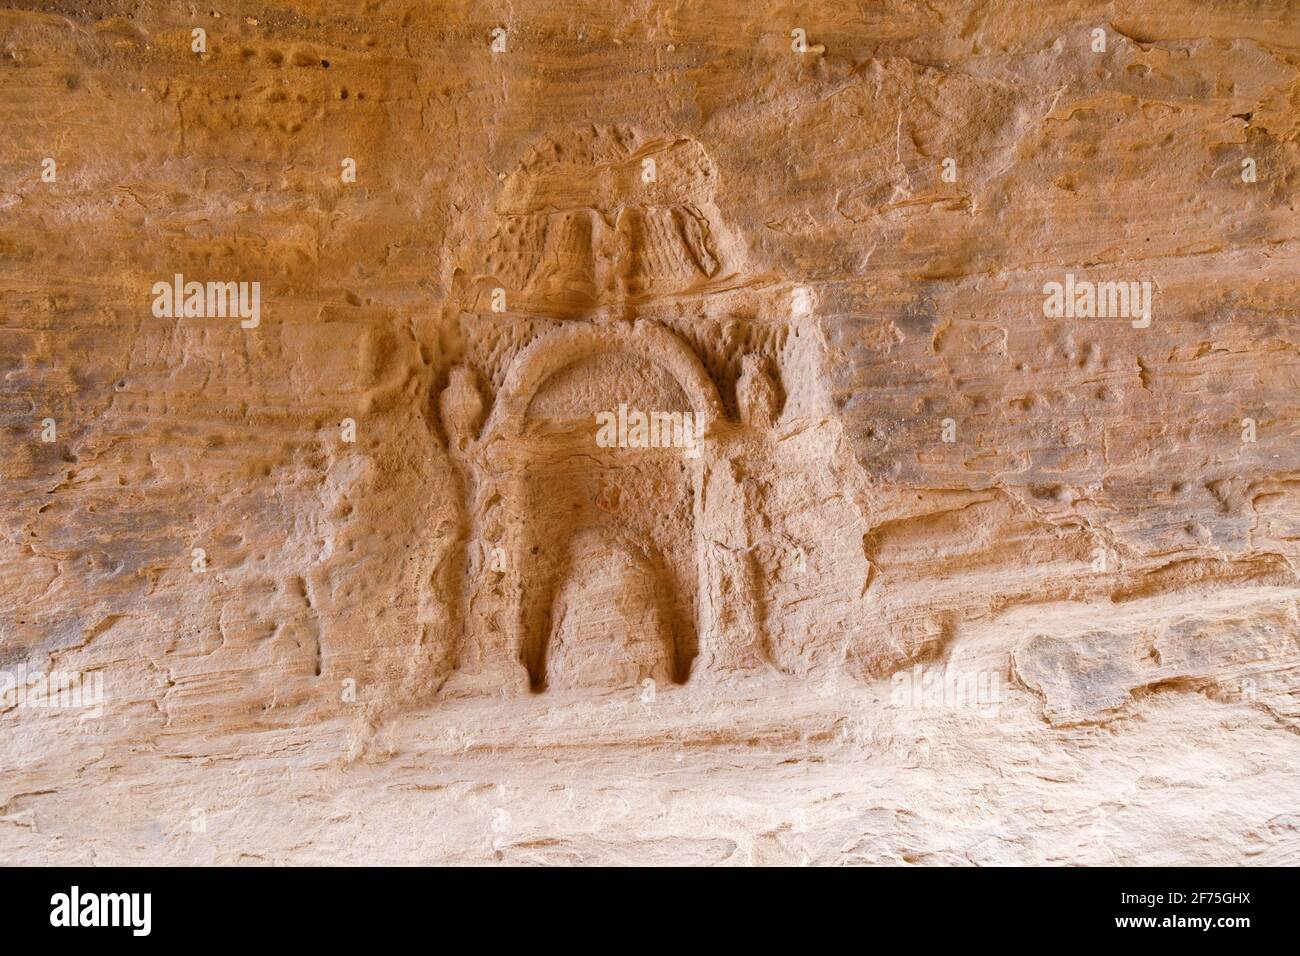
left=2, top=1, right=1298, bottom=865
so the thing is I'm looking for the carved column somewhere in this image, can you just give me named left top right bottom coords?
left=691, top=444, right=766, bottom=677
left=439, top=368, right=530, bottom=696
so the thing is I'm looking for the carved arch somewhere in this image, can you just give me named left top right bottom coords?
left=480, top=320, right=724, bottom=441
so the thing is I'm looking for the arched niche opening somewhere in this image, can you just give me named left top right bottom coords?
left=482, top=322, right=723, bottom=691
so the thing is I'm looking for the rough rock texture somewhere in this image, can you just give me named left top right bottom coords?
left=2, top=0, right=1299, bottom=865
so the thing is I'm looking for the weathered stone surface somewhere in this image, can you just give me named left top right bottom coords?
left=1013, top=601, right=1300, bottom=726
left=1, top=0, right=1299, bottom=865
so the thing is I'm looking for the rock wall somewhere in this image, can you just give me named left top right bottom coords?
left=1, top=0, right=1298, bottom=865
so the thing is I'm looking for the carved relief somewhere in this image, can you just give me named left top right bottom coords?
left=432, top=127, right=872, bottom=695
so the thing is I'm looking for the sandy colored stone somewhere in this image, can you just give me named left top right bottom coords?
left=1, top=1, right=1299, bottom=865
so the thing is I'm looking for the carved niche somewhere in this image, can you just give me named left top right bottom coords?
left=431, top=127, right=870, bottom=696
